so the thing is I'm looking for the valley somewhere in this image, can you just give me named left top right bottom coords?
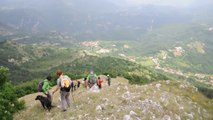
left=1, top=26, right=213, bottom=98
left=0, top=0, right=213, bottom=119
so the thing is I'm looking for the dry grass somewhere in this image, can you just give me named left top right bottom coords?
left=14, top=76, right=213, bottom=120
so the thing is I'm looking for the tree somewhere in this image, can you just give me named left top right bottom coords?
left=0, top=66, right=9, bottom=87
left=0, top=66, right=25, bottom=120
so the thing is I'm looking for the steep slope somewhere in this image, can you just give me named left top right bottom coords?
left=14, top=76, right=213, bottom=120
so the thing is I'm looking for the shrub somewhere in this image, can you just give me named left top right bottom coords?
left=0, top=66, right=25, bottom=120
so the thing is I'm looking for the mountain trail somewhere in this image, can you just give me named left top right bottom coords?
left=14, top=76, right=213, bottom=120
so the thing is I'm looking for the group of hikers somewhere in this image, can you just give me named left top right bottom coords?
left=39, top=69, right=111, bottom=112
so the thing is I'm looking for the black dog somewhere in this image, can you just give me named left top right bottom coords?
left=35, top=95, right=52, bottom=111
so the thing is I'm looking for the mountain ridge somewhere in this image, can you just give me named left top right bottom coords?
left=14, top=76, right=213, bottom=120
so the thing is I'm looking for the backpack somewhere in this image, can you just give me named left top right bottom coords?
left=107, top=76, right=111, bottom=81
left=60, top=76, right=71, bottom=92
left=38, top=81, right=44, bottom=92
left=89, top=74, right=96, bottom=84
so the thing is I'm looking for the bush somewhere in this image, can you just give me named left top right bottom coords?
left=198, top=87, right=213, bottom=99
left=124, top=74, right=150, bottom=85
left=14, top=74, right=58, bottom=98
left=187, top=77, right=213, bottom=99
left=14, top=79, right=39, bottom=98
left=0, top=66, right=25, bottom=120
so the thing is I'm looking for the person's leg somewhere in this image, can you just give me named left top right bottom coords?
left=71, top=86, right=73, bottom=92
left=65, top=92, right=71, bottom=108
left=60, top=91, right=67, bottom=111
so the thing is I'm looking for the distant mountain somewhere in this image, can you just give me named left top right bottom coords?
left=0, top=0, right=212, bottom=39
left=0, top=22, right=16, bottom=36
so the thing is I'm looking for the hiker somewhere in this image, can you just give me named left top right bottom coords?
left=84, top=77, right=88, bottom=88
left=71, top=80, right=77, bottom=91
left=71, top=80, right=75, bottom=92
left=42, top=75, right=52, bottom=102
left=97, top=77, right=103, bottom=89
left=52, top=70, right=72, bottom=111
left=106, top=75, right=111, bottom=86
left=87, top=70, right=97, bottom=88
left=74, top=80, right=77, bottom=90
left=77, top=80, right=81, bottom=88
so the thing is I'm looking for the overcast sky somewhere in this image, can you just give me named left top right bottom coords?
left=121, top=0, right=212, bottom=8
left=125, top=0, right=191, bottom=7
left=1, top=0, right=213, bottom=9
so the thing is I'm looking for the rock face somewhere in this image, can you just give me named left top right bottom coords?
left=14, top=77, right=213, bottom=120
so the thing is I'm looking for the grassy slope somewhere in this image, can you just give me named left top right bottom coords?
left=0, top=40, right=82, bottom=82
left=14, top=76, right=213, bottom=120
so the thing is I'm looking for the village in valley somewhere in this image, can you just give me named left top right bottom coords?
left=151, top=46, right=213, bottom=88
left=80, top=40, right=213, bottom=88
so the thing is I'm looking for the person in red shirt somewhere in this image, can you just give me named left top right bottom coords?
left=97, top=77, right=103, bottom=89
